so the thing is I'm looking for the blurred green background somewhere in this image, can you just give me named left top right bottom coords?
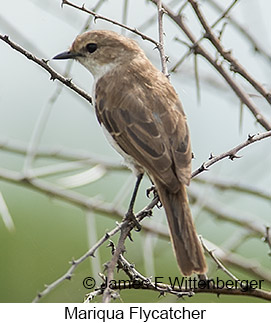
left=0, top=0, right=270, bottom=303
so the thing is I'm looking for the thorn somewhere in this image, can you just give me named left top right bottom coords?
left=187, top=291, right=194, bottom=297
left=160, top=7, right=167, bottom=15
left=146, top=186, right=155, bottom=198
left=177, top=293, right=185, bottom=299
left=110, top=291, right=120, bottom=300
left=94, top=14, right=98, bottom=23
left=69, top=258, right=76, bottom=265
left=225, top=49, right=232, bottom=55
left=66, top=274, right=72, bottom=280
left=230, top=63, right=238, bottom=73
left=157, top=200, right=162, bottom=208
left=144, top=210, right=153, bottom=217
left=229, top=154, right=242, bottom=161
left=103, top=262, right=109, bottom=271
left=203, top=31, right=210, bottom=40
left=42, top=58, right=49, bottom=64
left=247, top=133, right=256, bottom=141
left=209, top=152, right=214, bottom=160
left=199, top=162, right=208, bottom=172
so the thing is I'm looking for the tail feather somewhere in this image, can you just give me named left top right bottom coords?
left=155, top=181, right=207, bottom=276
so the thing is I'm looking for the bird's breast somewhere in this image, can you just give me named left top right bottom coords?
left=101, top=124, right=144, bottom=176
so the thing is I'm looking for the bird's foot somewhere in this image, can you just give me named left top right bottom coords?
left=125, top=209, right=141, bottom=232
left=146, top=185, right=162, bottom=208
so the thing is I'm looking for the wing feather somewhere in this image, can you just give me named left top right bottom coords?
left=95, top=68, right=191, bottom=192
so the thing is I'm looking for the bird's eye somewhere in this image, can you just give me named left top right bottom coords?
left=86, top=43, right=97, bottom=53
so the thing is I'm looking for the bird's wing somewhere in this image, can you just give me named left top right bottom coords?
left=95, top=75, right=191, bottom=192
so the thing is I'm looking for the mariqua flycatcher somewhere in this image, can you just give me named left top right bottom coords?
left=53, top=30, right=207, bottom=276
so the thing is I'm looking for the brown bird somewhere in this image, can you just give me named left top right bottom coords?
left=53, top=30, right=206, bottom=276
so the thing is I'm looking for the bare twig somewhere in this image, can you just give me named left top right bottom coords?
left=84, top=289, right=103, bottom=303
left=156, top=0, right=169, bottom=76
left=188, top=0, right=271, bottom=105
left=189, top=187, right=266, bottom=237
left=0, top=34, right=92, bottom=104
left=121, top=0, right=129, bottom=35
left=61, top=0, right=160, bottom=48
left=0, top=167, right=170, bottom=239
left=171, top=0, right=239, bottom=72
left=102, top=224, right=129, bottom=302
left=102, top=196, right=159, bottom=302
left=200, top=237, right=241, bottom=286
left=0, top=192, right=15, bottom=232
left=138, top=0, right=179, bottom=33
left=191, top=132, right=271, bottom=178
left=22, top=0, right=111, bottom=178
left=205, top=0, right=271, bottom=64
left=33, top=194, right=159, bottom=302
left=263, top=227, right=271, bottom=255
left=87, top=239, right=271, bottom=302
left=46, top=0, right=106, bottom=107
left=150, top=0, right=271, bottom=130
left=217, top=244, right=271, bottom=282
left=93, top=280, right=271, bottom=301
left=0, top=137, right=125, bottom=171
left=32, top=221, right=122, bottom=302
left=23, top=102, right=54, bottom=175
left=194, top=177, right=271, bottom=202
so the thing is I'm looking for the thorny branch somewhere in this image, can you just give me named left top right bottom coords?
left=0, top=34, right=92, bottom=104
left=90, top=280, right=271, bottom=301
left=194, top=177, right=271, bottom=202
left=150, top=0, right=271, bottom=131
left=171, top=0, right=239, bottom=73
left=200, top=237, right=241, bottom=287
left=156, top=0, right=169, bottom=76
left=33, top=194, right=158, bottom=302
left=61, top=0, right=160, bottom=48
left=86, top=240, right=271, bottom=302
left=187, top=0, right=271, bottom=105
left=191, top=131, right=271, bottom=178
left=205, top=0, right=271, bottom=64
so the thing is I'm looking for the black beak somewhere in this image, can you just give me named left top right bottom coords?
left=52, top=51, right=82, bottom=60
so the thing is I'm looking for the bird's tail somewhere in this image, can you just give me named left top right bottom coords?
left=155, top=181, right=207, bottom=276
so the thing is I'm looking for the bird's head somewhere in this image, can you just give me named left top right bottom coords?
left=53, top=30, right=145, bottom=80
